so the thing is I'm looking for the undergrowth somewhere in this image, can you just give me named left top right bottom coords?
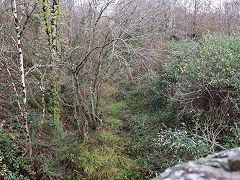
left=68, top=130, right=138, bottom=180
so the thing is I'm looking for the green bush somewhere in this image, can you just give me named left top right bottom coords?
left=0, top=125, right=34, bottom=179
left=168, top=33, right=240, bottom=91
left=153, top=128, right=209, bottom=172
left=167, top=33, right=240, bottom=146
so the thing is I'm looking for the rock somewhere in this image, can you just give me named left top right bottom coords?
left=153, top=147, right=240, bottom=180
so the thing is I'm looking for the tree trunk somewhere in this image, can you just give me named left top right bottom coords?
left=11, top=0, right=32, bottom=156
left=39, top=79, right=46, bottom=138
left=73, top=74, right=89, bottom=140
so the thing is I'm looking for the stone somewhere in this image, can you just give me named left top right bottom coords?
left=152, top=147, right=240, bottom=180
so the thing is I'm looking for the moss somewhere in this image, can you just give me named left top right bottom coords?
left=106, top=118, right=123, bottom=129
left=107, top=101, right=127, bottom=116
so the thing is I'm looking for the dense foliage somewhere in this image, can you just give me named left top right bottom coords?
left=1, top=0, right=240, bottom=179
left=0, top=126, right=34, bottom=179
left=167, top=33, right=240, bottom=150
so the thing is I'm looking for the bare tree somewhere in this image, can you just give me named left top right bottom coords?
left=10, top=0, right=37, bottom=156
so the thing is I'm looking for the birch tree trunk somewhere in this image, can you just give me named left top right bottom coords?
left=11, top=0, right=32, bottom=156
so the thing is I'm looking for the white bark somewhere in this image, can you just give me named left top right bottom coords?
left=12, top=0, right=32, bottom=156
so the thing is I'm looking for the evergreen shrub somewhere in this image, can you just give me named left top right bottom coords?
left=167, top=33, right=240, bottom=146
